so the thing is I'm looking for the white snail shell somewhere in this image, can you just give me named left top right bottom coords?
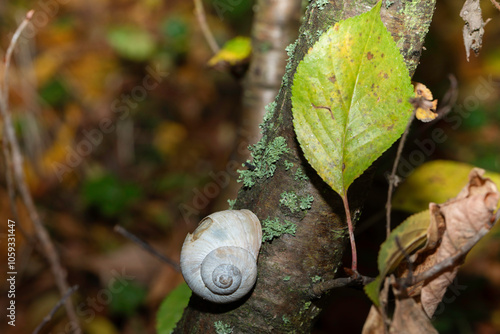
left=180, top=209, right=262, bottom=303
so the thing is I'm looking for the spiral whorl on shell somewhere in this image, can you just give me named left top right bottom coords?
left=180, top=210, right=262, bottom=303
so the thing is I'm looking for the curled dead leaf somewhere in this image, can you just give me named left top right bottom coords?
left=412, top=82, right=438, bottom=122
left=419, top=168, right=499, bottom=316
left=460, top=0, right=491, bottom=61
left=364, top=167, right=499, bottom=331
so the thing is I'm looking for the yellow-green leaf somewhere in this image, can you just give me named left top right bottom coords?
left=291, top=1, right=413, bottom=196
left=365, top=210, right=430, bottom=305
left=208, top=36, right=251, bottom=67
left=393, top=160, right=500, bottom=213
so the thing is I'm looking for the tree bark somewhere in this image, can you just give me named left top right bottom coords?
left=174, top=1, right=436, bottom=332
left=240, top=0, right=302, bottom=146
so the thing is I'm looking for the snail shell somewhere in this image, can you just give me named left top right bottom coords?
left=180, top=209, right=262, bottom=303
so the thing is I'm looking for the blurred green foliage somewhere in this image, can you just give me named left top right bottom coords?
left=109, top=281, right=148, bottom=316
left=82, top=174, right=143, bottom=217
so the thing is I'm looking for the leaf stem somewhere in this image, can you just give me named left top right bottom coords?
left=342, top=193, right=357, bottom=273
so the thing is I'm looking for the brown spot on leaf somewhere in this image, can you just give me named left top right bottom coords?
left=397, top=98, right=402, bottom=103
left=384, top=73, right=389, bottom=79
left=381, top=53, right=384, bottom=58
left=329, top=75, right=336, bottom=84
left=387, top=124, right=394, bottom=131
left=342, top=163, right=346, bottom=171
left=367, top=52, right=374, bottom=60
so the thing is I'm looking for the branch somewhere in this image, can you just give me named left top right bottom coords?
left=193, top=0, right=219, bottom=54
left=385, top=109, right=416, bottom=238
left=490, top=0, right=500, bottom=11
left=32, top=285, right=79, bottom=334
left=0, top=11, right=81, bottom=332
left=312, top=273, right=375, bottom=297
left=114, top=225, right=181, bottom=272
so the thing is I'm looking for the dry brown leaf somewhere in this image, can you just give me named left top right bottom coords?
left=389, top=288, right=438, bottom=334
left=412, top=82, right=438, bottom=122
left=362, top=305, right=385, bottom=334
left=460, top=0, right=491, bottom=61
left=419, top=168, right=499, bottom=317
left=364, top=168, right=499, bottom=333
left=362, top=277, right=391, bottom=334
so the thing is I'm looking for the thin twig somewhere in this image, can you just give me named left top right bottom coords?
left=1, top=11, right=81, bottom=333
left=2, top=131, right=19, bottom=222
left=312, top=273, right=374, bottom=297
left=490, top=0, right=500, bottom=11
left=385, top=110, right=416, bottom=239
left=386, top=76, right=458, bottom=239
left=193, top=0, right=219, bottom=54
left=32, top=285, right=79, bottom=334
left=434, top=74, right=458, bottom=121
left=114, top=225, right=181, bottom=272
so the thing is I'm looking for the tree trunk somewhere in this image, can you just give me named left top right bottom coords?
left=240, top=0, right=302, bottom=146
left=174, top=1, right=436, bottom=332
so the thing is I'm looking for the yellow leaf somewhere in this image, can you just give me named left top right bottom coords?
left=393, top=160, right=500, bottom=213
left=208, top=36, right=251, bottom=67
left=413, top=82, right=438, bottom=122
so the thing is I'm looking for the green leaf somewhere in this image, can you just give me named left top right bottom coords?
left=107, top=26, right=156, bottom=61
left=82, top=174, right=143, bottom=217
left=292, top=1, right=413, bottom=196
left=208, top=36, right=251, bottom=67
left=365, top=210, right=430, bottom=305
left=393, top=160, right=500, bottom=213
left=109, top=282, right=147, bottom=316
left=156, top=282, right=192, bottom=334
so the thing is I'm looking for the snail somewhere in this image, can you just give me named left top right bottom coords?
left=180, top=209, right=262, bottom=303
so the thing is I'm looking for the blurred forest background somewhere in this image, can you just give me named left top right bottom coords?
left=0, top=0, right=499, bottom=333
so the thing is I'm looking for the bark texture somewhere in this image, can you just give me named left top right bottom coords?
left=174, top=1, right=436, bottom=333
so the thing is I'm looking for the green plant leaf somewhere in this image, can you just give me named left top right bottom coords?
left=365, top=210, right=430, bottom=305
left=82, top=174, right=143, bottom=217
left=291, top=1, right=413, bottom=196
left=156, top=282, right=192, bottom=334
left=393, top=160, right=500, bottom=213
left=208, top=36, right=251, bottom=67
left=109, top=282, right=147, bottom=316
left=107, top=26, right=156, bottom=61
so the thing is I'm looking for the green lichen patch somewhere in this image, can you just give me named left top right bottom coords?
left=262, top=217, right=297, bottom=242
left=284, top=160, right=294, bottom=171
left=214, top=321, right=233, bottom=334
left=311, top=275, right=322, bottom=283
left=283, top=275, right=291, bottom=281
left=294, top=167, right=309, bottom=181
left=260, top=101, right=277, bottom=133
left=227, top=199, right=236, bottom=209
left=314, top=0, right=329, bottom=10
left=280, top=191, right=314, bottom=213
left=237, top=136, right=289, bottom=188
left=282, top=315, right=290, bottom=324
left=299, top=195, right=314, bottom=210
